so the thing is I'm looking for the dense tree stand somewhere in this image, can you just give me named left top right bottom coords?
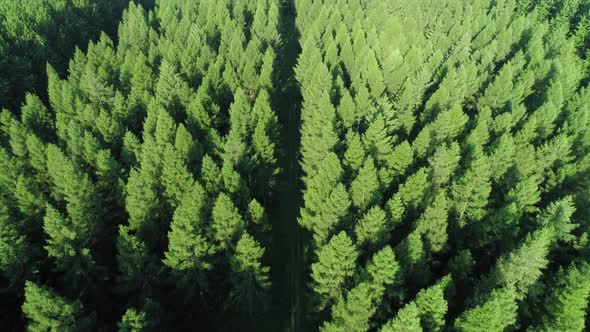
left=1, top=0, right=590, bottom=331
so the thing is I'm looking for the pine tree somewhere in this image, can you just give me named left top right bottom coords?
left=125, top=166, right=161, bottom=238
left=363, top=114, right=393, bottom=167
left=118, top=308, right=147, bottom=332
left=537, top=196, right=577, bottom=244
left=489, top=134, right=515, bottom=181
left=429, top=142, right=461, bottom=187
left=363, top=48, right=386, bottom=98
left=22, top=281, right=92, bottom=332
left=474, top=227, right=553, bottom=303
left=201, top=154, right=222, bottom=194
left=355, top=206, right=389, bottom=248
left=385, top=140, right=414, bottom=180
left=454, top=287, right=518, bottom=332
left=343, top=132, right=366, bottom=176
left=397, top=168, right=430, bottom=210
left=300, top=61, right=339, bottom=179
left=0, top=200, right=31, bottom=284
left=451, top=153, right=492, bottom=225
left=211, top=193, right=245, bottom=251
left=46, top=145, right=101, bottom=237
left=43, top=204, right=95, bottom=282
left=321, top=282, right=377, bottom=332
left=365, top=246, right=400, bottom=296
left=164, top=181, right=211, bottom=273
left=380, top=302, right=423, bottom=332
left=161, top=145, right=194, bottom=207
left=247, top=199, right=271, bottom=247
left=386, top=195, right=406, bottom=230
left=337, top=88, right=357, bottom=129
left=534, top=263, right=590, bottom=332
left=252, top=117, right=278, bottom=196
left=14, top=174, right=45, bottom=218
left=174, top=123, right=202, bottom=168
left=414, top=276, right=452, bottom=331
left=311, top=232, right=358, bottom=308
left=116, top=225, right=157, bottom=293
left=155, top=60, right=189, bottom=117
left=311, top=183, right=351, bottom=247
left=349, top=157, right=380, bottom=210
left=20, top=93, right=53, bottom=139
left=415, top=193, right=449, bottom=253
left=230, top=233, right=271, bottom=317
left=299, top=153, right=344, bottom=232
left=395, top=230, right=428, bottom=283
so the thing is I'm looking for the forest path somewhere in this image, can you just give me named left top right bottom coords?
left=268, top=0, right=305, bottom=331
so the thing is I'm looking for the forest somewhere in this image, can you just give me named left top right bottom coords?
left=0, top=0, right=589, bottom=331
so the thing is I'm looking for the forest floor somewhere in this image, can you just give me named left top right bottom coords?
left=269, top=1, right=305, bottom=331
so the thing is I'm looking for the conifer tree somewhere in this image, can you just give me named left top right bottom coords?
left=355, top=206, right=389, bottom=249
left=161, top=145, right=194, bottom=207
left=451, top=153, right=492, bottom=225
left=43, top=205, right=94, bottom=277
left=22, top=281, right=92, bottom=332
left=429, top=143, right=461, bottom=187
left=299, top=153, right=345, bottom=239
left=164, top=181, right=211, bottom=273
left=364, top=246, right=400, bottom=297
left=363, top=114, right=393, bottom=167
left=118, top=308, right=147, bottom=332
left=311, top=232, right=358, bottom=308
left=0, top=200, right=31, bottom=284
left=380, top=302, right=423, bottom=332
left=299, top=61, right=338, bottom=179
left=321, top=282, right=377, bottom=332
left=414, top=276, right=452, bottom=332
left=415, top=193, right=449, bottom=253
left=211, top=193, right=245, bottom=251
left=454, top=287, right=518, bottom=332
left=230, top=233, right=271, bottom=317
left=533, top=263, right=590, bottom=332
left=350, top=157, right=380, bottom=210
left=343, top=132, right=366, bottom=176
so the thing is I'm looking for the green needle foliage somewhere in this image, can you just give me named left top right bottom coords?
left=1, top=0, right=590, bottom=330
left=296, top=0, right=590, bottom=330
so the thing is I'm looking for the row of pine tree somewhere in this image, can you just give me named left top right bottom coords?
left=1, top=0, right=590, bottom=331
left=296, top=0, right=590, bottom=330
left=1, top=0, right=281, bottom=330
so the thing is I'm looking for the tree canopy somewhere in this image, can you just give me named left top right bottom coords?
left=1, top=0, right=590, bottom=330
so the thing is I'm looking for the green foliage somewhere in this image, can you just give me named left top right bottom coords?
left=0, top=0, right=128, bottom=110
left=414, top=276, right=452, bottom=332
left=311, top=232, right=358, bottom=308
left=534, top=263, right=590, bottom=332
left=22, top=281, right=91, bottom=332
left=365, top=246, right=400, bottom=296
left=230, top=233, right=271, bottom=316
left=380, top=302, right=423, bottom=332
left=454, top=287, right=518, bottom=332
left=163, top=182, right=211, bottom=272
left=211, top=193, right=245, bottom=251
left=355, top=206, right=389, bottom=248
left=2, top=0, right=590, bottom=329
left=118, top=308, right=147, bottom=332
left=451, top=154, right=492, bottom=225
left=350, top=157, right=380, bottom=210
left=0, top=200, right=31, bottom=283
left=321, top=282, right=377, bottom=332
